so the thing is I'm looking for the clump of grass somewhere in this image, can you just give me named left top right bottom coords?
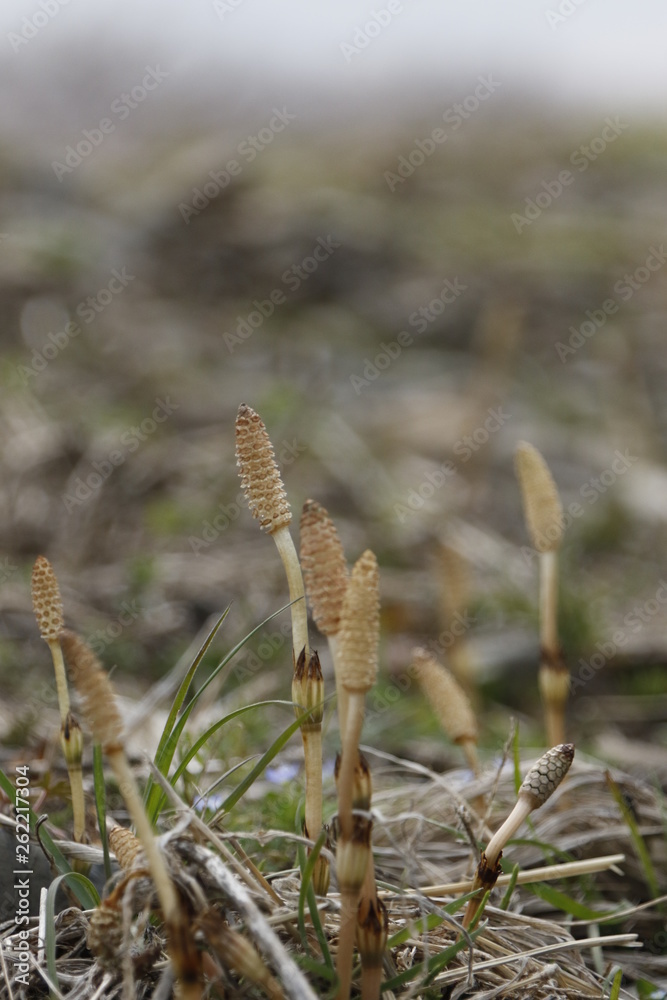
left=515, top=442, right=569, bottom=745
left=5, top=404, right=662, bottom=999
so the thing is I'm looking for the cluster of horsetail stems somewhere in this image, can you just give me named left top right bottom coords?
left=27, top=406, right=589, bottom=998
left=515, top=441, right=569, bottom=746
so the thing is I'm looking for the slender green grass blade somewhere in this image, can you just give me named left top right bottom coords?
left=527, top=881, right=614, bottom=920
left=636, top=979, right=667, bottom=999
left=155, top=607, right=231, bottom=763
left=219, top=709, right=312, bottom=815
left=147, top=602, right=295, bottom=822
left=171, top=700, right=295, bottom=788
left=385, top=891, right=478, bottom=949
left=297, top=833, right=333, bottom=971
left=608, top=968, right=623, bottom=1000
left=92, top=742, right=112, bottom=883
left=295, top=952, right=337, bottom=985
left=382, top=924, right=482, bottom=992
left=499, top=863, right=520, bottom=910
left=606, top=771, right=660, bottom=898
left=148, top=700, right=294, bottom=819
left=468, top=889, right=490, bottom=931
left=45, top=873, right=100, bottom=994
left=145, top=608, right=230, bottom=818
left=505, top=835, right=574, bottom=865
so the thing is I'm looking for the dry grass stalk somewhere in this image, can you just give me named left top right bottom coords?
left=60, top=629, right=202, bottom=999
left=411, top=647, right=480, bottom=776
left=31, top=556, right=87, bottom=844
left=462, top=743, right=574, bottom=929
left=235, top=402, right=309, bottom=665
left=515, top=442, right=569, bottom=745
left=300, top=498, right=349, bottom=728
left=416, top=852, right=625, bottom=896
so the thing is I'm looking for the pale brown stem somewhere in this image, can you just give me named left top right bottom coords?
left=60, top=713, right=86, bottom=847
left=67, top=759, right=86, bottom=845
left=361, top=965, right=382, bottom=1000
left=328, top=635, right=349, bottom=737
left=48, top=638, right=70, bottom=723
left=106, top=748, right=178, bottom=919
left=460, top=737, right=480, bottom=778
left=336, top=891, right=358, bottom=1000
left=539, top=550, right=568, bottom=745
left=337, top=693, right=365, bottom=841
left=272, top=526, right=309, bottom=665
left=302, top=726, right=323, bottom=840
left=484, top=796, right=533, bottom=868
left=462, top=796, right=533, bottom=930
left=539, top=550, right=559, bottom=657
left=541, top=682, right=566, bottom=747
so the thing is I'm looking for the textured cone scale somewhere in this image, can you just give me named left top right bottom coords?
left=87, top=897, right=124, bottom=969
left=300, top=499, right=348, bottom=636
left=337, top=550, right=380, bottom=693
left=515, top=442, right=563, bottom=552
left=60, top=630, right=124, bottom=749
left=31, top=556, right=65, bottom=641
left=235, top=403, right=291, bottom=533
left=520, top=743, right=574, bottom=805
left=109, top=826, right=143, bottom=871
left=411, top=648, right=478, bottom=744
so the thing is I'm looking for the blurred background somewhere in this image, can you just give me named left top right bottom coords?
left=1, top=0, right=666, bottom=773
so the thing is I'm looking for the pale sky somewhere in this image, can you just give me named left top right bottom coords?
left=2, top=0, right=667, bottom=126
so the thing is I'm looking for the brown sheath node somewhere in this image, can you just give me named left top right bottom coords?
left=475, top=851, right=503, bottom=888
